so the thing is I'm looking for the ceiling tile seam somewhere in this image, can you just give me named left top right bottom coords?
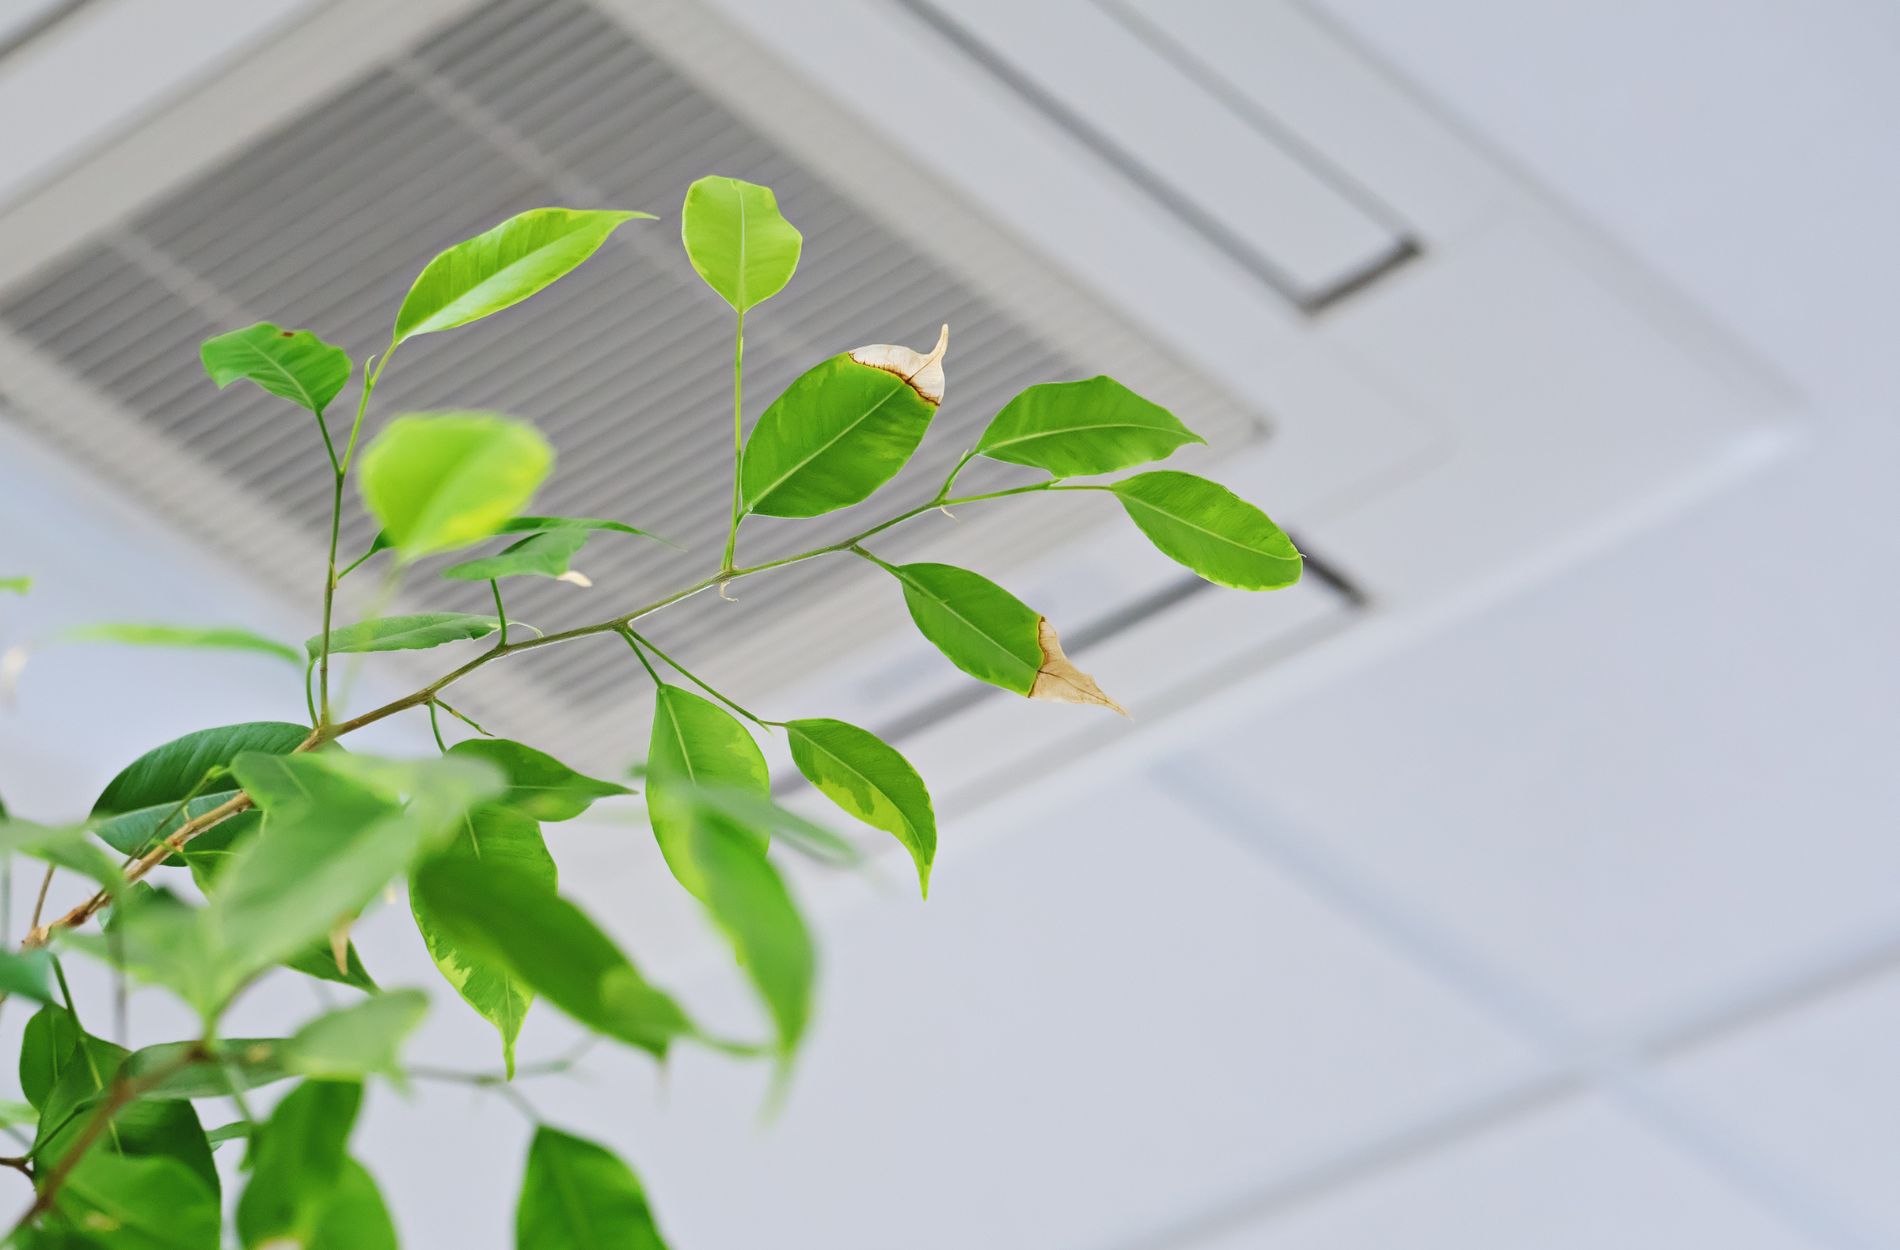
left=1150, top=755, right=1886, bottom=1250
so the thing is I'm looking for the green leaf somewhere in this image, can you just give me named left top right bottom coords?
left=285, top=991, right=429, bottom=1083
left=313, top=611, right=503, bottom=657
left=0, top=947, right=54, bottom=1004
left=883, top=561, right=1040, bottom=695
left=0, top=820, right=125, bottom=890
left=394, top=207, right=646, bottom=345
left=118, top=1039, right=290, bottom=1102
left=646, top=685, right=769, bottom=890
left=974, top=376, right=1203, bottom=477
left=56, top=623, right=301, bottom=666
left=0, top=1098, right=37, bottom=1131
left=740, top=328, right=948, bottom=517
left=1, top=575, right=30, bottom=594
left=517, top=1126, right=670, bottom=1250
left=784, top=719, right=935, bottom=897
left=20, top=1004, right=82, bottom=1109
left=1109, top=471, right=1302, bottom=590
left=358, top=411, right=555, bottom=559
left=412, top=858, right=693, bottom=1058
left=90, top=720, right=307, bottom=859
left=447, top=739, right=630, bottom=822
left=680, top=175, right=802, bottom=312
left=236, top=1079, right=361, bottom=1249
left=282, top=940, right=378, bottom=993
left=205, top=1121, right=251, bottom=1150
left=643, top=782, right=857, bottom=868
left=309, top=1159, right=399, bottom=1250
left=441, top=529, right=589, bottom=582
left=501, top=515, right=669, bottom=543
left=411, top=805, right=554, bottom=1075
left=56, top=1152, right=220, bottom=1250
left=200, top=322, right=352, bottom=417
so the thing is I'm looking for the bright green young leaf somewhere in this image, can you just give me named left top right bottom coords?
left=411, top=858, right=694, bottom=1058
left=57, top=623, right=301, bottom=667
left=441, top=529, right=589, bottom=582
left=740, top=327, right=948, bottom=517
left=973, top=376, right=1203, bottom=477
left=0, top=947, right=54, bottom=1004
left=1, top=575, right=30, bottom=593
left=236, top=1079, right=361, bottom=1249
left=56, top=1151, right=220, bottom=1250
left=313, top=612, right=503, bottom=657
left=680, top=175, right=802, bottom=312
left=646, top=685, right=770, bottom=892
left=90, top=720, right=306, bottom=859
left=883, top=561, right=1040, bottom=694
left=447, top=739, right=630, bottom=822
left=200, top=323, right=352, bottom=417
left=517, top=1126, right=670, bottom=1250
left=394, top=207, right=646, bottom=345
left=285, top=991, right=429, bottom=1083
left=784, top=718, right=935, bottom=897
left=1109, top=470, right=1302, bottom=590
left=358, top=412, right=554, bottom=559
left=411, top=804, right=555, bottom=1075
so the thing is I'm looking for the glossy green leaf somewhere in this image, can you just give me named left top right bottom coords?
left=1109, top=471, right=1302, bottom=590
left=0, top=947, right=54, bottom=1004
left=56, top=1151, right=220, bottom=1250
left=236, top=1079, right=361, bottom=1249
left=411, top=804, right=555, bottom=1075
left=740, top=329, right=947, bottom=517
left=974, top=376, right=1202, bottom=477
left=447, top=739, right=630, bottom=822
left=358, top=411, right=554, bottom=559
left=441, top=529, right=588, bottom=582
left=285, top=991, right=428, bottom=1083
left=90, top=720, right=306, bottom=860
left=200, top=322, right=352, bottom=416
left=57, top=623, right=301, bottom=666
left=784, top=719, right=935, bottom=896
left=412, top=858, right=693, bottom=1058
left=517, top=1126, right=670, bottom=1250
left=884, top=561, right=1041, bottom=694
left=646, top=685, right=770, bottom=890
left=394, top=207, right=646, bottom=345
left=314, top=612, right=503, bottom=657
left=680, top=175, right=802, bottom=312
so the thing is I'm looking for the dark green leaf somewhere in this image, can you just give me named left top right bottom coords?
left=883, top=561, right=1041, bottom=695
left=412, top=858, right=693, bottom=1058
left=646, top=685, right=769, bottom=891
left=236, top=1079, right=361, bottom=1249
left=285, top=991, right=428, bottom=1083
left=740, top=330, right=947, bottom=517
left=441, top=530, right=588, bottom=582
left=412, top=805, right=554, bottom=1075
left=200, top=323, right=352, bottom=417
left=313, top=612, right=503, bottom=657
left=517, top=1126, right=670, bottom=1250
left=447, top=739, right=630, bottom=822
left=784, top=719, right=935, bottom=896
left=20, top=1004, right=81, bottom=1109
left=358, top=412, right=554, bottom=559
left=394, top=207, right=646, bottom=345
left=1108, top=471, right=1302, bottom=590
left=680, top=175, right=802, bottom=312
left=501, top=515, right=670, bottom=544
left=974, top=376, right=1203, bottom=477
left=90, top=721, right=306, bottom=860
left=56, top=1152, right=220, bottom=1250
left=56, top=623, right=300, bottom=666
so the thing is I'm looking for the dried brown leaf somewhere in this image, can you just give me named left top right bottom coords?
left=849, top=323, right=949, bottom=405
left=1029, top=617, right=1127, bottom=716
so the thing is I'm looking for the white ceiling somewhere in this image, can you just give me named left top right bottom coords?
left=1, top=0, right=1896, bottom=1247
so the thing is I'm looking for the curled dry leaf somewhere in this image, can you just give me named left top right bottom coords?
left=849, top=323, right=949, bottom=405
left=555, top=569, right=593, bottom=588
left=328, top=918, right=354, bottom=976
left=1029, top=618, right=1127, bottom=716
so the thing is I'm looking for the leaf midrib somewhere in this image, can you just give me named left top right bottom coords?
left=1117, top=492, right=1299, bottom=564
left=980, top=419, right=1188, bottom=455
left=893, top=568, right=1036, bottom=690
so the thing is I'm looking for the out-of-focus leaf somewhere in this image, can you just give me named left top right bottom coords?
left=0, top=820, right=125, bottom=890
left=358, top=412, right=554, bottom=559
left=740, top=327, right=948, bottom=517
left=412, top=858, right=693, bottom=1058
left=308, top=1159, right=399, bottom=1250
left=1107, top=471, right=1302, bottom=590
left=313, top=612, right=503, bottom=657
left=1, top=576, right=30, bottom=594
left=200, top=323, right=352, bottom=417
left=680, top=175, right=802, bottom=312
left=441, top=530, right=588, bottom=582
left=393, top=207, right=646, bottom=346
left=0, top=947, right=54, bottom=1004
left=284, top=991, right=428, bottom=1084
left=447, top=739, right=629, bottom=822
left=784, top=718, right=934, bottom=896
left=55, top=1151, right=220, bottom=1250
left=235, top=1079, right=361, bottom=1249
left=517, top=1126, right=671, bottom=1250
left=57, top=623, right=300, bottom=667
